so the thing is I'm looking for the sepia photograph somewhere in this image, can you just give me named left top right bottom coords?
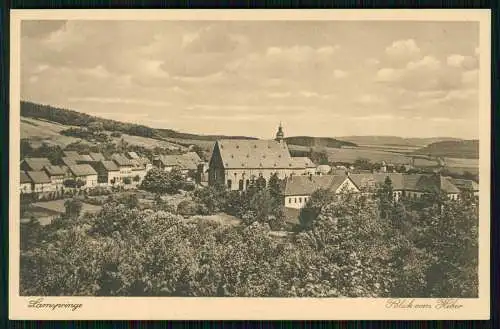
left=9, top=9, right=491, bottom=320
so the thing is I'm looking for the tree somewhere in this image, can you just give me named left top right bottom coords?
left=64, top=198, right=83, bottom=219
left=299, top=188, right=336, bottom=230
left=377, top=176, right=394, bottom=220
left=87, top=121, right=104, bottom=133
left=177, top=200, right=199, bottom=217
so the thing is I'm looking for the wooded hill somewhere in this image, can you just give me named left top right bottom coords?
left=21, top=101, right=258, bottom=142
left=413, top=140, right=479, bottom=159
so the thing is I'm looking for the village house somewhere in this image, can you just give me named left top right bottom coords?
left=26, top=171, right=54, bottom=193
left=42, top=165, right=66, bottom=190
left=208, top=124, right=316, bottom=191
left=68, top=164, right=98, bottom=188
left=92, top=160, right=121, bottom=185
left=20, top=171, right=32, bottom=194
left=451, top=178, right=479, bottom=197
left=110, top=153, right=135, bottom=184
left=20, top=157, right=52, bottom=171
left=154, top=152, right=202, bottom=177
left=283, top=172, right=470, bottom=209
left=284, top=174, right=360, bottom=209
left=89, top=152, right=106, bottom=162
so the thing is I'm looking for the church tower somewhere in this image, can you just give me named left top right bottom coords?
left=275, top=122, right=284, bottom=143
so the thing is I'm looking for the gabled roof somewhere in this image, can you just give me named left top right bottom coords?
left=63, top=151, right=80, bottom=158
left=20, top=171, right=31, bottom=184
left=22, top=157, right=52, bottom=171
left=26, top=171, right=51, bottom=184
left=68, top=164, right=98, bottom=177
left=60, top=156, right=78, bottom=167
left=291, top=157, right=316, bottom=168
left=349, top=173, right=405, bottom=191
left=43, top=165, right=65, bottom=176
left=79, top=154, right=93, bottom=162
left=100, top=160, right=119, bottom=172
left=284, top=174, right=356, bottom=196
left=214, top=139, right=303, bottom=169
left=89, top=152, right=106, bottom=161
left=127, top=151, right=140, bottom=159
left=439, top=176, right=461, bottom=194
left=451, top=178, right=479, bottom=191
left=158, top=152, right=202, bottom=170
left=111, top=153, right=134, bottom=167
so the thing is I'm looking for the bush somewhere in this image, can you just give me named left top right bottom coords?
left=110, top=131, right=122, bottom=138
left=177, top=200, right=198, bottom=217
left=123, top=177, right=132, bottom=185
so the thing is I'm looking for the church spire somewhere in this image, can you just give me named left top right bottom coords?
left=275, top=122, right=284, bottom=142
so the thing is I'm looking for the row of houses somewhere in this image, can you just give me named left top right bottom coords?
left=20, top=151, right=153, bottom=194
left=283, top=172, right=480, bottom=209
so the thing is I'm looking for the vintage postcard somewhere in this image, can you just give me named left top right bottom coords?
left=9, top=9, right=491, bottom=320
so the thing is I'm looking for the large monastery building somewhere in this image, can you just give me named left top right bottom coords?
left=208, top=124, right=316, bottom=191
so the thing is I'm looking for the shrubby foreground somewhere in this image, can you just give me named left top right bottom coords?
left=20, top=181, right=478, bottom=298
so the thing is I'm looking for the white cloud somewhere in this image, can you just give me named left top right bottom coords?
left=333, top=69, right=348, bottom=79
left=376, top=68, right=401, bottom=82
left=385, top=39, right=421, bottom=60
left=365, top=58, right=380, bottom=66
left=356, top=94, right=384, bottom=105
left=407, top=56, right=441, bottom=70
left=68, top=97, right=172, bottom=107
left=447, top=54, right=466, bottom=67
left=462, top=69, right=478, bottom=86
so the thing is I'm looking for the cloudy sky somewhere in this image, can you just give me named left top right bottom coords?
left=21, top=20, right=479, bottom=139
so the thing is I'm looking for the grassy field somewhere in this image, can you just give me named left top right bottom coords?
left=110, top=133, right=185, bottom=150
left=21, top=117, right=81, bottom=147
left=32, top=199, right=102, bottom=214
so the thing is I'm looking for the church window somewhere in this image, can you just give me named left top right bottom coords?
left=288, top=198, right=292, bottom=204
left=299, top=197, right=302, bottom=203
left=294, top=198, right=297, bottom=203
left=239, top=180, right=244, bottom=190
left=227, top=179, right=232, bottom=189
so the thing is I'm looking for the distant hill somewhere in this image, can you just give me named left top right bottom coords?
left=336, top=135, right=463, bottom=147
left=413, top=140, right=479, bottom=159
left=285, top=136, right=357, bottom=148
left=21, top=101, right=257, bottom=143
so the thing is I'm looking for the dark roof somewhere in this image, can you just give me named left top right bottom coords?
left=284, top=174, right=355, bottom=196
left=61, top=157, right=78, bottom=167
left=43, top=165, right=65, bottom=176
left=159, top=152, right=202, bottom=170
left=89, top=152, right=106, bottom=161
left=22, top=158, right=51, bottom=171
left=63, top=151, right=80, bottom=158
left=349, top=173, right=405, bottom=191
left=100, top=160, right=119, bottom=172
left=127, top=151, right=139, bottom=159
left=68, top=164, right=98, bottom=177
left=79, top=154, right=93, bottom=162
left=439, top=176, right=461, bottom=194
left=111, top=153, right=134, bottom=167
left=451, top=178, right=479, bottom=191
left=26, top=171, right=51, bottom=184
left=214, top=140, right=306, bottom=169
left=20, top=171, right=31, bottom=184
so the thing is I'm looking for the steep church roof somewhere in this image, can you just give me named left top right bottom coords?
left=214, top=139, right=306, bottom=169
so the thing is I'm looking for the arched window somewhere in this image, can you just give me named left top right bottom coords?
left=238, top=179, right=244, bottom=190
left=299, top=197, right=302, bottom=203
left=294, top=198, right=297, bottom=203
left=227, top=179, right=232, bottom=189
left=288, top=198, right=292, bottom=204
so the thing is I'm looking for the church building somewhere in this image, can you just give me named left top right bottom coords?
left=208, top=124, right=316, bottom=190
